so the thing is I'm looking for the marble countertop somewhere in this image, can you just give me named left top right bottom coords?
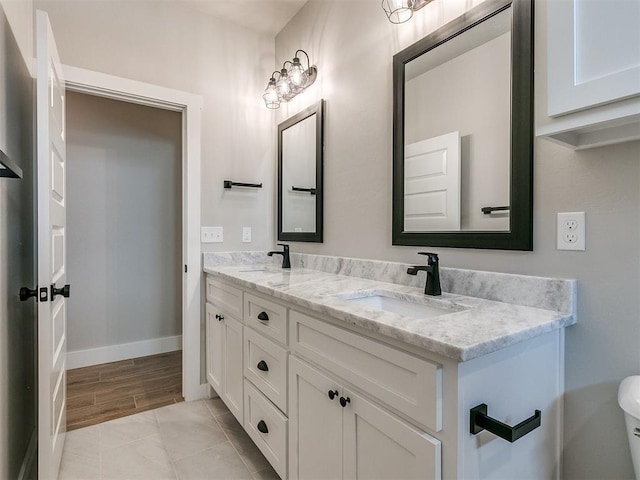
left=203, top=262, right=576, bottom=362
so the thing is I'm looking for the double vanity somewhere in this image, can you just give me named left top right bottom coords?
left=203, top=251, right=576, bottom=479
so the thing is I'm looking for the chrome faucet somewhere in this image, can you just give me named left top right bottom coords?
left=267, top=243, right=291, bottom=269
left=407, top=252, right=441, bottom=296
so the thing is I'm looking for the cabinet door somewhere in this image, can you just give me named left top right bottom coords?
left=343, top=389, right=441, bottom=480
left=222, top=314, right=244, bottom=424
left=205, top=303, right=223, bottom=394
left=547, top=0, right=640, bottom=116
left=289, top=357, right=343, bottom=480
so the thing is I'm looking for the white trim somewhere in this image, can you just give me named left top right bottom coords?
left=66, top=335, right=183, bottom=369
left=63, top=65, right=203, bottom=400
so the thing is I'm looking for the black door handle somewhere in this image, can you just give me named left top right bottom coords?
left=328, top=390, right=339, bottom=400
left=215, top=314, right=224, bottom=321
left=257, top=311, right=269, bottom=322
left=51, top=284, right=70, bottom=300
left=19, top=286, right=38, bottom=302
left=339, top=396, right=351, bottom=408
left=257, top=360, right=269, bottom=372
left=257, top=420, right=268, bottom=434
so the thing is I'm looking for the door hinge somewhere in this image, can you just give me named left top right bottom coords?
left=184, top=265, right=188, bottom=273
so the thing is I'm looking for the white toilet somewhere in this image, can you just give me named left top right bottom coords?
left=619, top=376, right=640, bottom=479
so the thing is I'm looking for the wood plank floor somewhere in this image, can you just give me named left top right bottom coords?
left=66, top=350, right=183, bottom=431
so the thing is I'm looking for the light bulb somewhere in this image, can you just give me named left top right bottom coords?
left=289, top=58, right=305, bottom=88
left=262, top=79, right=280, bottom=109
left=276, top=69, right=290, bottom=97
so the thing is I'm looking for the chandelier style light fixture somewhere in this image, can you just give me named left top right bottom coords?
left=262, top=49, right=317, bottom=109
left=381, top=0, right=435, bottom=24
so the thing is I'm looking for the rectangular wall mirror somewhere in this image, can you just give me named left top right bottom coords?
left=278, top=99, right=324, bottom=242
left=392, top=0, right=533, bottom=250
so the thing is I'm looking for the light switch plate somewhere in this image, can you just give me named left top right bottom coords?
left=557, top=212, right=585, bottom=251
left=242, top=227, right=251, bottom=243
left=201, top=226, right=223, bottom=243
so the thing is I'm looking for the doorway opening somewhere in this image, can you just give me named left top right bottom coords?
left=63, top=65, right=203, bottom=407
left=64, top=91, right=184, bottom=429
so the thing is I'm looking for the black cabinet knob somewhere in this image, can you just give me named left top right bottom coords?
left=328, top=390, right=339, bottom=400
left=257, top=420, right=269, bottom=434
left=257, top=360, right=269, bottom=372
left=19, top=287, right=38, bottom=302
left=257, top=311, right=269, bottom=322
left=51, top=284, right=70, bottom=300
left=215, top=314, right=224, bottom=321
left=339, top=396, right=351, bottom=408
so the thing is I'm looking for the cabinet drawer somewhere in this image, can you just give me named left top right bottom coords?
left=244, top=380, right=288, bottom=480
left=290, top=310, right=442, bottom=432
left=244, top=292, right=288, bottom=345
left=206, top=276, right=243, bottom=319
left=244, top=328, right=288, bottom=413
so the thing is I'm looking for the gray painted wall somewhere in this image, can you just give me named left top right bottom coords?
left=0, top=1, right=36, bottom=478
left=275, top=0, right=640, bottom=478
left=66, top=91, right=182, bottom=352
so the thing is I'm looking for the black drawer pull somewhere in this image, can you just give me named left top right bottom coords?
left=339, top=396, right=351, bottom=408
left=257, top=360, right=269, bottom=372
left=470, top=403, right=541, bottom=443
left=215, top=314, right=224, bottom=321
left=257, top=420, right=269, bottom=434
left=257, top=311, right=269, bottom=322
left=328, top=390, right=338, bottom=400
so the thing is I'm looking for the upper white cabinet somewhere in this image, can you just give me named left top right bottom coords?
left=538, top=0, right=640, bottom=149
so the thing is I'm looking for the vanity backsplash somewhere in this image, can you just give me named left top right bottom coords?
left=203, top=251, right=576, bottom=316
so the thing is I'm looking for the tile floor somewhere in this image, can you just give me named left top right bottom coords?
left=59, top=397, right=279, bottom=480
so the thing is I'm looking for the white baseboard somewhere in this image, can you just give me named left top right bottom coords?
left=66, top=335, right=182, bottom=369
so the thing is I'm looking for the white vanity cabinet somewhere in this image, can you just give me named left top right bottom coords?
left=204, top=274, right=566, bottom=480
left=537, top=0, right=640, bottom=149
left=205, top=299, right=244, bottom=424
left=289, top=356, right=441, bottom=480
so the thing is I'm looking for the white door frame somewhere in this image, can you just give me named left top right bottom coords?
left=63, top=65, right=203, bottom=401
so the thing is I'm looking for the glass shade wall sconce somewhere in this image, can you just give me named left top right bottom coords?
left=263, top=50, right=317, bottom=109
left=382, top=0, right=435, bottom=24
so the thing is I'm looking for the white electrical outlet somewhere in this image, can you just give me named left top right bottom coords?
left=201, top=226, right=223, bottom=243
left=557, top=212, right=585, bottom=251
left=242, top=227, right=251, bottom=243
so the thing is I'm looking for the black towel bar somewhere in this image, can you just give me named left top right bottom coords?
left=470, top=403, right=541, bottom=443
left=291, top=186, right=316, bottom=195
left=481, top=205, right=510, bottom=214
left=224, top=180, right=262, bottom=189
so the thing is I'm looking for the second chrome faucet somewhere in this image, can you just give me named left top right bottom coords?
left=407, top=252, right=441, bottom=296
left=268, top=243, right=291, bottom=269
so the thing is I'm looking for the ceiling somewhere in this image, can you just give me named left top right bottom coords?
left=178, top=0, right=308, bottom=36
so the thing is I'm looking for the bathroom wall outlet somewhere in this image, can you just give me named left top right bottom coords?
left=201, top=226, right=223, bottom=243
left=557, top=212, right=585, bottom=251
left=242, top=227, right=251, bottom=243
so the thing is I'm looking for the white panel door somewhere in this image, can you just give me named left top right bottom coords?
left=547, top=0, right=640, bottom=116
left=404, top=131, right=461, bottom=232
left=36, top=10, right=67, bottom=479
left=343, top=389, right=442, bottom=480
left=289, top=357, right=343, bottom=480
left=205, top=303, right=223, bottom=394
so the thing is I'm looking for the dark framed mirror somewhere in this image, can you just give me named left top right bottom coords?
left=392, top=0, right=533, bottom=250
left=278, top=99, right=324, bottom=242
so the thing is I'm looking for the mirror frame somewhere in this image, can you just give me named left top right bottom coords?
left=392, top=0, right=533, bottom=250
left=278, top=99, right=325, bottom=243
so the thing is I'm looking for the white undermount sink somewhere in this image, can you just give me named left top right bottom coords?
left=344, top=294, right=458, bottom=319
